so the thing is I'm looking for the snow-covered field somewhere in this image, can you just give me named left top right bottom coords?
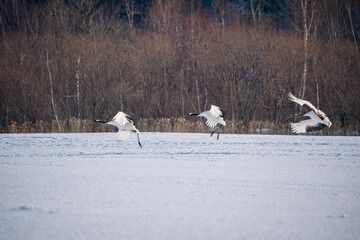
left=1, top=132, right=359, bottom=240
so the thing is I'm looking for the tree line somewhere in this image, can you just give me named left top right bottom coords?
left=0, top=0, right=359, bottom=135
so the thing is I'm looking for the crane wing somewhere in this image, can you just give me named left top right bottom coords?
left=306, top=123, right=327, bottom=132
left=290, top=122, right=307, bottom=134
left=209, top=105, right=223, bottom=117
left=288, top=92, right=317, bottom=111
left=205, top=120, right=218, bottom=128
left=290, top=110, right=323, bottom=134
left=288, top=93, right=327, bottom=120
left=303, top=110, right=322, bottom=122
left=112, top=111, right=130, bottom=128
left=118, top=130, right=131, bottom=140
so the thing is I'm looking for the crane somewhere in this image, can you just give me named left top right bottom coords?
left=288, top=92, right=332, bottom=134
left=95, top=111, right=142, bottom=148
left=188, top=105, right=226, bottom=140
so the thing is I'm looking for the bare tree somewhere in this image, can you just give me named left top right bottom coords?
left=124, top=0, right=136, bottom=36
left=67, top=0, right=101, bottom=33
left=345, top=0, right=358, bottom=52
left=300, top=0, right=316, bottom=99
left=45, top=50, right=61, bottom=132
left=249, top=0, right=264, bottom=27
left=75, top=56, right=81, bottom=119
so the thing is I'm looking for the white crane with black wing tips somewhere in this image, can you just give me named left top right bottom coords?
left=95, top=111, right=142, bottom=148
left=288, top=92, right=332, bottom=134
left=188, top=105, right=226, bottom=139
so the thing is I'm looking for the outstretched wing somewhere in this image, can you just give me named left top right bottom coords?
left=288, top=92, right=327, bottom=120
left=205, top=120, right=218, bottom=128
left=290, top=110, right=324, bottom=134
left=110, top=111, right=129, bottom=128
left=209, top=105, right=223, bottom=117
left=288, top=92, right=318, bottom=111
left=204, top=105, right=226, bottom=128
left=118, top=130, right=131, bottom=140
left=106, top=111, right=137, bottom=131
left=303, top=110, right=322, bottom=122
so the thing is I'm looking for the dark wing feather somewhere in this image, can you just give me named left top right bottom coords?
left=306, top=123, right=327, bottom=132
left=220, top=109, right=224, bottom=118
left=125, top=115, right=136, bottom=126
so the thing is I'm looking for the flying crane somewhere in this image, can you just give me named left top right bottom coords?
left=188, top=105, right=226, bottom=140
left=95, top=111, right=142, bottom=148
left=288, top=92, right=332, bottom=134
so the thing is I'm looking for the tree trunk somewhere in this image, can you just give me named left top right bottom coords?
left=345, top=0, right=358, bottom=53
left=75, top=56, right=81, bottom=119
left=46, top=51, right=61, bottom=132
left=301, top=0, right=309, bottom=99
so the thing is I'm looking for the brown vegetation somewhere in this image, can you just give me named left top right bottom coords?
left=0, top=0, right=359, bottom=135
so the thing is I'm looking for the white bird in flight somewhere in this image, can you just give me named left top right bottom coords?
left=95, top=111, right=142, bottom=148
left=188, top=105, right=226, bottom=139
left=288, top=92, right=332, bottom=134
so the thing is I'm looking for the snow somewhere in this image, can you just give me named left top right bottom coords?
left=0, top=132, right=359, bottom=240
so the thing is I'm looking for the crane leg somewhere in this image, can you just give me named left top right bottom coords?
left=210, top=125, right=223, bottom=140
left=137, top=133, right=142, bottom=148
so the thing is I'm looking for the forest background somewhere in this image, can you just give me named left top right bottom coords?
left=1, top=0, right=359, bottom=135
